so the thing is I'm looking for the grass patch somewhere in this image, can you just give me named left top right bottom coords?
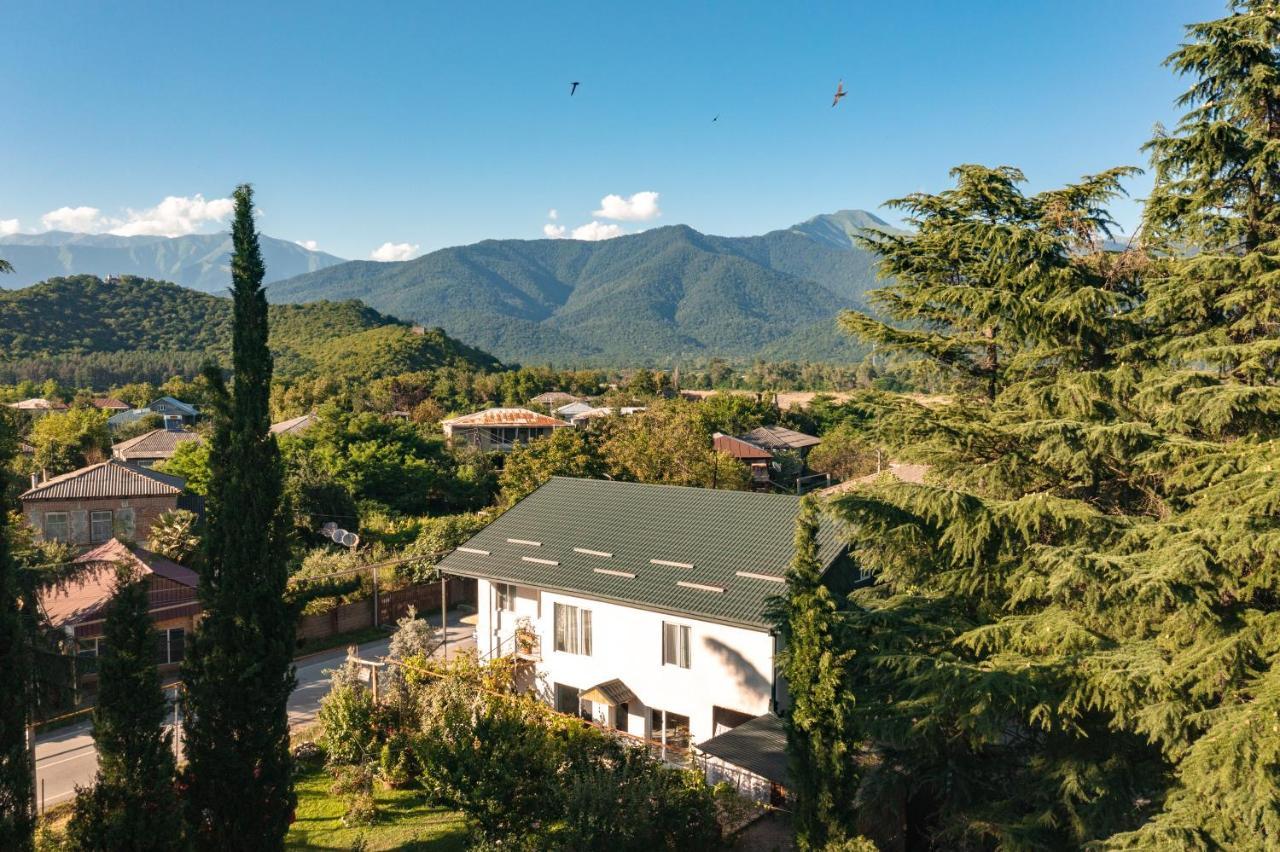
left=287, top=763, right=467, bottom=851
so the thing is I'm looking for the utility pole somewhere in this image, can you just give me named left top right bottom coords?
left=440, top=573, right=448, bottom=661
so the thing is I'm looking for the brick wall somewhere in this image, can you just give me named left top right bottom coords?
left=23, top=494, right=179, bottom=548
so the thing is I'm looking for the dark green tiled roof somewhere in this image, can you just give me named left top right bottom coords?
left=696, top=712, right=790, bottom=786
left=439, top=477, right=844, bottom=629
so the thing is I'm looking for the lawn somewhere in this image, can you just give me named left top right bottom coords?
left=287, top=764, right=468, bottom=851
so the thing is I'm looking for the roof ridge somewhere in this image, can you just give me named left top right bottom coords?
left=543, top=475, right=802, bottom=502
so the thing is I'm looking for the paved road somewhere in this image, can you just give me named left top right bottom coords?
left=34, top=613, right=474, bottom=812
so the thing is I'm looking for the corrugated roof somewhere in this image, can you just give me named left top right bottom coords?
left=442, top=407, right=571, bottom=428
left=713, top=433, right=774, bottom=461
left=741, top=426, right=822, bottom=451
left=8, top=398, right=67, bottom=411
left=529, top=392, right=583, bottom=406
left=40, top=538, right=197, bottom=628
left=438, top=477, right=845, bottom=629
left=111, top=428, right=202, bottom=460
left=148, top=396, right=198, bottom=415
left=21, top=460, right=185, bottom=501
left=696, top=712, right=790, bottom=786
left=581, top=679, right=639, bottom=706
left=820, top=462, right=930, bottom=497
left=269, top=412, right=318, bottom=436
left=90, top=398, right=130, bottom=411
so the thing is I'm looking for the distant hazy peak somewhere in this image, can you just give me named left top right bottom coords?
left=786, top=209, right=896, bottom=250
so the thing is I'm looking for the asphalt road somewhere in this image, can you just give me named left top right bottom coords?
left=34, top=613, right=474, bottom=812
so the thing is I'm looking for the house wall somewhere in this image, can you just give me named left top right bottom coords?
left=475, top=578, right=776, bottom=745
left=446, top=425, right=561, bottom=451
left=23, top=495, right=179, bottom=547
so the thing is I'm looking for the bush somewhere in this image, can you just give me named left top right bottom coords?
left=317, top=678, right=379, bottom=767
left=378, top=732, right=416, bottom=789
left=329, top=764, right=378, bottom=828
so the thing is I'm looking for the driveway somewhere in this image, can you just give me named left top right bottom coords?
left=34, top=611, right=474, bottom=812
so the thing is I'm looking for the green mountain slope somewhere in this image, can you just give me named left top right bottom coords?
left=0, top=275, right=499, bottom=380
left=0, top=231, right=345, bottom=293
left=269, top=212, right=892, bottom=365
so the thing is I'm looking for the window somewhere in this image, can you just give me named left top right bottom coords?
left=554, top=603, right=592, bottom=655
left=662, top=622, right=691, bottom=668
left=649, top=709, right=691, bottom=759
left=495, top=582, right=516, bottom=612
left=44, top=512, right=69, bottom=542
left=90, top=510, right=113, bottom=543
left=554, top=682, right=583, bottom=716
left=155, top=628, right=185, bottom=665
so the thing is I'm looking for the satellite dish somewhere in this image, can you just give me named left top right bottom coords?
left=322, top=522, right=337, bottom=533
left=340, top=531, right=359, bottom=548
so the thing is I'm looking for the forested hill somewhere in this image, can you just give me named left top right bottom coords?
left=0, top=231, right=345, bottom=293
left=0, top=275, right=500, bottom=382
left=268, top=210, right=895, bottom=366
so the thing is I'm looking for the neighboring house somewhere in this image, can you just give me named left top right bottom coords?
left=712, top=433, right=775, bottom=486
left=40, top=538, right=200, bottom=678
left=20, top=459, right=190, bottom=547
left=740, top=425, right=822, bottom=458
left=439, top=477, right=857, bottom=796
left=7, top=398, right=68, bottom=415
left=270, top=412, right=318, bottom=437
left=111, top=425, right=202, bottom=467
left=90, top=398, right=131, bottom=412
left=568, top=406, right=646, bottom=427
left=108, top=408, right=153, bottom=430
left=147, top=396, right=199, bottom=425
left=441, top=408, right=571, bottom=451
left=530, top=392, right=584, bottom=409
left=554, top=400, right=595, bottom=420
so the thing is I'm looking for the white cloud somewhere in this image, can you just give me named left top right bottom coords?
left=41, top=206, right=109, bottom=232
left=38, top=194, right=235, bottom=237
left=370, top=241, right=419, bottom=262
left=543, top=223, right=566, bottom=238
left=570, top=221, right=625, bottom=241
left=0, top=219, right=20, bottom=236
left=593, top=191, right=660, bottom=222
left=548, top=208, right=558, bottom=220
left=109, top=194, right=234, bottom=237
left=296, top=239, right=319, bottom=251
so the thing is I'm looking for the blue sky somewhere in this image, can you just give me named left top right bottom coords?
left=2, top=0, right=1218, bottom=260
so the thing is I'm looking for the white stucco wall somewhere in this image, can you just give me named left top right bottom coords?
left=474, top=578, right=776, bottom=745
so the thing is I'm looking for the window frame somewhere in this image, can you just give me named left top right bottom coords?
left=662, top=621, right=691, bottom=668
left=553, top=602, right=592, bottom=656
left=89, top=509, right=113, bottom=543
left=44, top=511, right=70, bottom=542
left=494, top=582, right=516, bottom=612
left=154, top=627, right=186, bottom=665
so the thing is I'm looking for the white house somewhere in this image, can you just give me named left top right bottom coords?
left=437, top=476, right=853, bottom=786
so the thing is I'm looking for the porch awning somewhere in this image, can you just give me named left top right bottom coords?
left=696, top=712, right=790, bottom=787
left=580, top=678, right=638, bottom=707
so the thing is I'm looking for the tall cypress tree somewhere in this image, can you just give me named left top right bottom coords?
left=181, top=184, right=296, bottom=848
left=66, top=568, right=183, bottom=851
left=767, top=497, right=859, bottom=849
left=0, top=423, right=33, bottom=850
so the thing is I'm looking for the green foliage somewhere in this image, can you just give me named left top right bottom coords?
left=146, top=509, right=200, bottom=565
left=0, top=435, right=33, bottom=849
left=695, top=391, right=778, bottom=435
left=0, top=274, right=498, bottom=385
left=156, top=441, right=211, bottom=496
left=805, top=423, right=878, bottom=482
left=498, top=428, right=605, bottom=506
left=327, top=763, right=378, bottom=827
left=65, top=569, right=183, bottom=851
left=180, top=186, right=296, bottom=849
left=598, top=399, right=750, bottom=490
left=318, top=679, right=380, bottom=767
left=28, top=408, right=110, bottom=475
left=109, top=412, right=164, bottom=443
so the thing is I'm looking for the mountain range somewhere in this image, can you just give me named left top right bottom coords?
left=267, top=210, right=894, bottom=365
left=0, top=231, right=345, bottom=293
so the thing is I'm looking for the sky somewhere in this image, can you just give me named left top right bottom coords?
left=1, top=0, right=1222, bottom=261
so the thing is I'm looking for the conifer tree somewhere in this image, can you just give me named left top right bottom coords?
left=793, top=6, right=1280, bottom=847
left=0, top=429, right=33, bottom=850
left=66, top=567, right=183, bottom=851
left=181, top=185, right=296, bottom=848
left=767, top=497, right=859, bottom=849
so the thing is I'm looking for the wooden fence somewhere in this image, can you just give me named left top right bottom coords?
left=296, top=577, right=476, bottom=643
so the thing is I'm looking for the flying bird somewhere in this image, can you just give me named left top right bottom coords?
left=712, top=114, right=719, bottom=122
left=570, top=81, right=580, bottom=96
left=832, top=79, right=847, bottom=107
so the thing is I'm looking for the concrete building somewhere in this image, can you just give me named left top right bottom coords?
left=20, top=459, right=190, bottom=547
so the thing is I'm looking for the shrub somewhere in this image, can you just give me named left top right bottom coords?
left=377, top=732, right=416, bottom=789
left=317, top=679, right=379, bottom=767
left=329, top=764, right=378, bottom=827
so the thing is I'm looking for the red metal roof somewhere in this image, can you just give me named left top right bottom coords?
left=40, top=538, right=198, bottom=629
left=713, top=433, right=774, bottom=461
